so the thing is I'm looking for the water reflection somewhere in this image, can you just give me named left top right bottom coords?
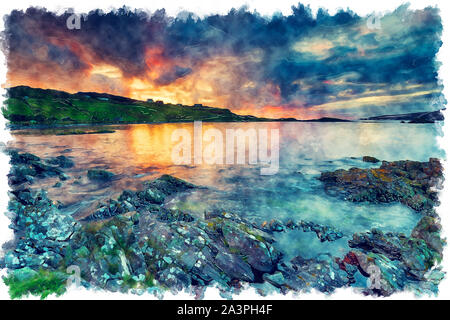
left=8, top=122, right=443, bottom=233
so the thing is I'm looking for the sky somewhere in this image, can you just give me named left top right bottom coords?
left=1, top=3, right=445, bottom=119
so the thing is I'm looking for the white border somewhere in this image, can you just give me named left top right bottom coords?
left=0, top=0, right=449, bottom=300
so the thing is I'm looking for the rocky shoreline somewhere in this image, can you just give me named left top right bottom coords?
left=0, top=151, right=445, bottom=298
left=319, top=158, right=443, bottom=214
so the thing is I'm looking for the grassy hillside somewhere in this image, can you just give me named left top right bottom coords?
left=2, top=86, right=275, bottom=127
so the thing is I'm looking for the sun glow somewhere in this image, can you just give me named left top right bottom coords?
left=90, top=65, right=123, bottom=79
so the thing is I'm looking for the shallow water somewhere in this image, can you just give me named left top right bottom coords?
left=8, top=121, right=444, bottom=259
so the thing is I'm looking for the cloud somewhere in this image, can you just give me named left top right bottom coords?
left=2, top=3, right=444, bottom=119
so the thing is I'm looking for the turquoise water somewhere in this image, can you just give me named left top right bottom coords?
left=9, top=121, right=444, bottom=260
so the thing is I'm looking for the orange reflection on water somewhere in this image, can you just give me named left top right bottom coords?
left=125, top=123, right=192, bottom=168
left=123, top=122, right=283, bottom=170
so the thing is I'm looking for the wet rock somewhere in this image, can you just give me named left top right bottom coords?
left=69, top=216, right=143, bottom=290
left=411, top=216, right=443, bottom=255
left=214, top=252, right=255, bottom=282
left=262, top=219, right=284, bottom=232
left=9, top=150, right=40, bottom=164
left=87, top=169, right=115, bottom=181
left=3, top=252, right=21, bottom=269
left=348, top=229, right=403, bottom=261
left=46, top=155, right=74, bottom=168
left=7, top=151, right=64, bottom=185
left=144, top=174, right=197, bottom=197
left=220, top=219, right=280, bottom=274
left=138, top=212, right=280, bottom=285
left=262, top=272, right=286, bottom=288
left=348, top=225, right=443, bottom=283
left=59, top=173, right=70, bottom=181
left=29, top=162, right=62, bottom=177
left=362, top=156, right=380, bottom=163
left=71, top=193, right=281, bottom=294
left=267, top=255, right=350, bottom=293
left=336, top=251, right=406, bottom=296
left=3, top=188, right=79, bottom=270
left=82, top=175, right=199, bottom=221
left=142, top=188, right=165, bottom=204
left=406, top=268, right=445, bottom=295
left=81, top=199, right=130, bottom=221
left=8, top=165, right=36, bottom=185
left=261, top=219, right=344, bottom=242
left=157, top=266, right=191, bottom=291
left=252, top=282, right=281, bottom=296
left=337, top=248, right=442, bottom=297
left=319, top=158, right=443, bottom=212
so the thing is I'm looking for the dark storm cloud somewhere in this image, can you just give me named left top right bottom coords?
left=155, top=66, right=192, bottom=86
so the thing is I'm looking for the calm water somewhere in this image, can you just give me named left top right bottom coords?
left=8, top=122, right=445, bottom=259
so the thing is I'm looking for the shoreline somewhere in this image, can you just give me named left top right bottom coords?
left=0, top=150, right=445, bottom=298
left=6, top=119, right=302, bottom=131
left=7, top=119, right=444, bottom=131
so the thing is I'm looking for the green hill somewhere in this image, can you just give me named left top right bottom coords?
left=2, top=86, right=276, bottom=127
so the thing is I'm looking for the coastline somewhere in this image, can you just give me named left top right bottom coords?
left=0, top=149, right=444, bottom=298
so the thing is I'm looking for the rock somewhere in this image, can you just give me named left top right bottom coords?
left=348, top=226, right=443, bottom=283
left=8, top=164, right=36, bottom=185
left=156, top=267, right=191, bottom=291
left=8, top=150, right=40, bottom=164
left=220, top=219, right=280, bottom=273
left=72, top=195, right=280, bottom=293
left=144, top=174, right=197, bottom=196
left=7, top=151, right=67, bottom=185
left=83, top=175, right=199, bottom=221
left=275, top=255, right=350, bottom=293
left=4, top=188, right=79, bottom=271
left=262, top=272, right=286, bottom=288
left=215, top=251, right=254, bottom=282
left=348, top=229, right=403, bottom=261
left=4, top=252, right=21, bottom=268
left=46, top=155, right=74, bottom=168
left=3, top=153, right=443, bottom=297
left=29, top=162, right=62, bottom=177
left=261, top=219, right=344, bottom=242
left=75, top=246, right=90, bottom=258
left=264, top=219, right=284, bottom=232
left=87, top=169, right=115, bottom=181
left=336, top=251, right=406, bottom=296
left=362, top=156, right=380, bottom=163
left=411, top=216, right=443, bottom=255
left=142, top=188, right=166, bottom=204
left=76, top=186, right=290, bottom=291
left=318, top=158, right=443, bottom=213
left=11, top=267, right=38, bottom=282
left=59, top=173, right=70, bottom=181
left=297, top=220, right=343, bottom=242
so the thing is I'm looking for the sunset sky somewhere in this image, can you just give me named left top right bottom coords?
left=2, top=3, right=444, bottom=119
